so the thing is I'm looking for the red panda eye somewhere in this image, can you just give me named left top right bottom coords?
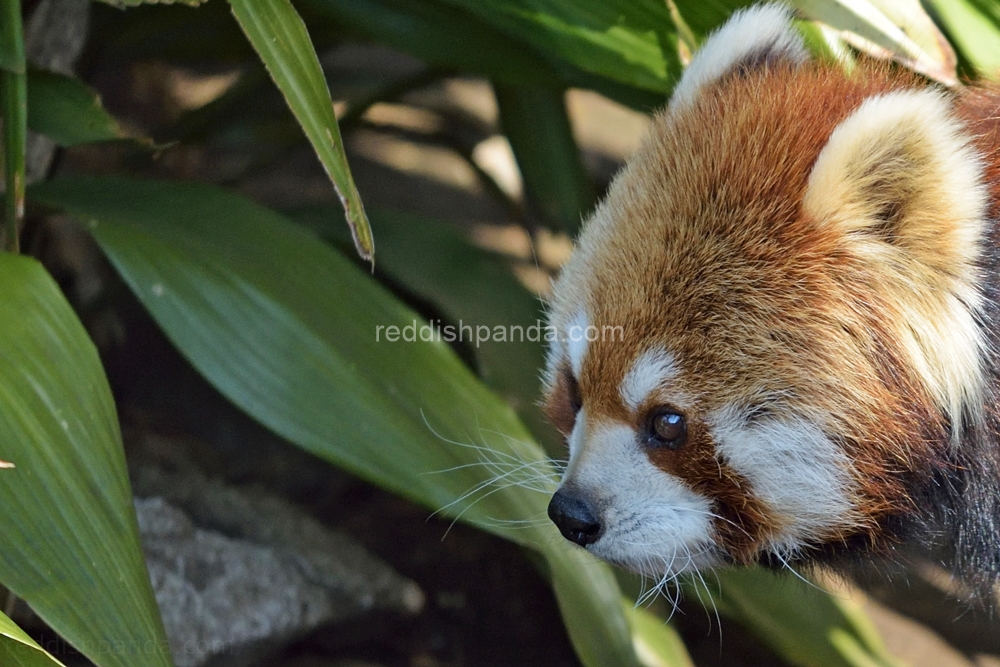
left=647, top=410, right=687, bottom=449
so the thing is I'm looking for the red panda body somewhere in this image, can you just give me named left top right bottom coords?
left=544, top=4, right=1000, bottom=596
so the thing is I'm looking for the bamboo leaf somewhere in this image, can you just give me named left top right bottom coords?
left=0, top=254, right=173, bottom=667
left=923, top=0, right=1000, bottom=80
left=494, top=83, right=595, bottom=233
left=289, top=206, right=561, bottom=451
left=228, top=0, right=374, bottom=261
left=0, top=609, right=68, bottom=667
left=691, top=569, right=902, bottom=667
left=300, top=0, right=666, bottom=111
left=672, top=0, right=955, bottom=84
left=24, top=69, right=150, bottom=147
left=790, top=0, right=956, bottom=85
left=434, top=0, right=682, bottom=93
left=1, top=0, right=25, bottom=252
left=26, top=176, right=684, bottom=667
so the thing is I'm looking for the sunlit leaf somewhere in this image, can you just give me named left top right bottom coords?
left=290, top=206, right=561, bottom=452
left=923, top=0, right=1000, bottom=80
left=0, top=254, right=172, bottom=667
left=692, top=569, right=903, bottom=667
left=436, top=0, right=682, bottom=93
left=228, top=0, right=374, bottom=261
left=27, top=176, right=678, bottom=667
left=0, top=609, right=68, bottom=667
left=791, top=0, right=956, bottom=85
left=301, top=0, right=666, bottom=111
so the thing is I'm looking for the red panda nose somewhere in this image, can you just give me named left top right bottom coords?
left=548, top=489, right=603, bottom=546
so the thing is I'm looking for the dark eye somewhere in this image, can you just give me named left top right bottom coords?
left=646, top=409, right=687, bottom=449
left=545, top=366, right=583, bottom=437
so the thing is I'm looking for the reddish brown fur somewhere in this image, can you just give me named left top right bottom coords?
left=552, top=62, right=964, bottom=558
left=958, top=88, right=1000, bottom=223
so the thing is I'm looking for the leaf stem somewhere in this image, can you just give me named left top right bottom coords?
left=1, top=0, right=26, bottom=254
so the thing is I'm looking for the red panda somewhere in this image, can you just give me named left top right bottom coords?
left=543, top=3, right=1000, bottom=597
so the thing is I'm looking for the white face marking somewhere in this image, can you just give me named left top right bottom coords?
left=566, top=311, right=590, bottom=379
left=561, top=416, right=718, bottom=575
left=670, top=4, right=807, bottom=110
left=709, top=405, right=859, bottom=554
left=620, top=347, right=678, bottom=412
left=566, top=406, right=587, bottom=463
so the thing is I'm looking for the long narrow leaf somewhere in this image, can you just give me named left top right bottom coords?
left=25, top=69, right=149, bottom=147
left=0, top=610, right=67, bottom=667
left=0, top=254, right=172, bottom=667
left=289, top=205, right=560, bottom=450
left=923, top=0, right=1000, bottom=80
left=228, top=0, right=373, bottom=261
left=1, top=0, right=25, bottom=252
left=690, top=569, right=902, bottom=667
left=435, top=0, right=681, bottom=93
left=28, top=176, right=666, bottom=667
left=494, top=83, right=594, bottom=234
left=300, top=0, right=666, bottom=111
left=790, top=0, right=956, bottom=84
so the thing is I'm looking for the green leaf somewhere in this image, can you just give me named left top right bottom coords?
left=789, top=0, right=956, bottom=85
left=228, top=0, right=374, bottom=261
left=28, top=176, right=673, bottom=667
left=290, top=205, right=561, bottom=452
left=25, top=69, right=147, bottom=147
left=299, top=0, right=666, bottom=111
left=923, top=0, right=1000, bottom=80
left=494, top=83, right=595, bottom=233
left=301, top=0, right=563, bottom=86
left=0, top=0, right=24, bottom=73
left=0, top=254, right=172, bottom=667
left=1, top=0, right=25, bottom=252
left=692, top=568, right=901, bottom=667
left=0, top=610, right=67, bottom=667
left=436, top=0, right=682, bottom=93
left=673, top=0, right=956, bottom=84
left=628, top=603, right=694, bottom=667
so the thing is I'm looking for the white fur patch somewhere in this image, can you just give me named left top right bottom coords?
left=803, top=90, right=988, bottom=440
left=566, top=407, right=587, bottom=462
left=561, top=420, right=717, bottom=575
left=566, top=311, right=590, bottom=379
left=709, top=405, right=859, bottom=551
left=671, top=4, right=808, bottom=110
left=620, top=347, right=678, bottom=412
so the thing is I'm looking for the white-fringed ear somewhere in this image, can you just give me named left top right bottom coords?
left=803, top=89, right=988, bottom=439
left=803, top=90, right=986, bottom=280
left=670, top=4, right=808, bottom=109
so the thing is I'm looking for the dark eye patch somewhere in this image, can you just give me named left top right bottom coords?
left=545, top=365, right=582, bottom=438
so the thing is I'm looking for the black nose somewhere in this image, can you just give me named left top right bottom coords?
left=548, top=489, right=603, bottom=546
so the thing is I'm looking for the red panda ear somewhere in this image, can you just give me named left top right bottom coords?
left=803, top=89, right=989, bottom=439
left=670, top=3, right=808, bottom=110
left=802, top=90, right=986, bottom=285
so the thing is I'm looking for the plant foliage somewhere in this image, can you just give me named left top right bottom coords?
left=1, top=1, right=996, bottom=666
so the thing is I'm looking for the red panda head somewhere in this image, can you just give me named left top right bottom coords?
left=544, top=4, right=991, bottom=576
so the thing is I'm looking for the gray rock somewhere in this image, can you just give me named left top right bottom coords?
left=133, top=466, right=424, bottom=667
